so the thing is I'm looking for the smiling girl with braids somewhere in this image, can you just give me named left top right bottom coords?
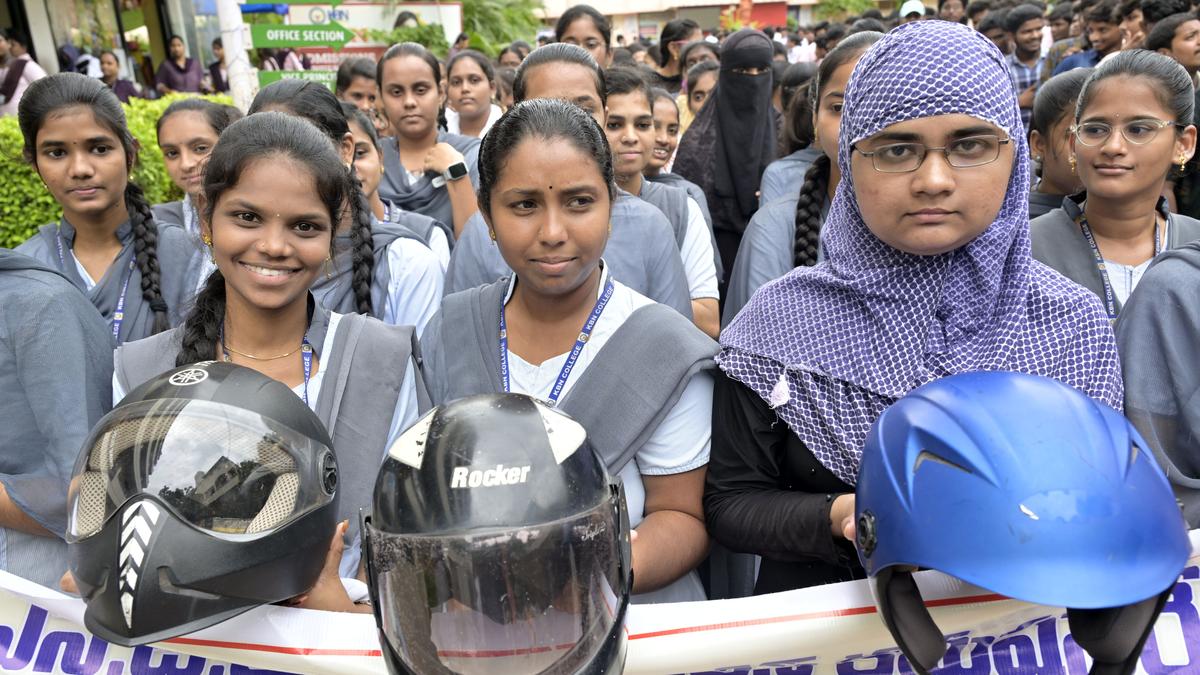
left=250, top=80, right=443, bottom=335
left=706, top=21, right=1122, bottom=594
left=16, top=73, right=192, bottom=344
left=111, top=112, right=428, bottom=578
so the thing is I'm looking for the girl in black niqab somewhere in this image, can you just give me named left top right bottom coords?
left=674, top=29, right=777, bottom=278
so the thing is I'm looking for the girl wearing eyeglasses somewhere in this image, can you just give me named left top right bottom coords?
left=1031, top=51, right=1200, bottom=319
left=705, top=22, right=1123, bottom=595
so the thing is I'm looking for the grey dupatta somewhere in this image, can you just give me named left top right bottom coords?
left=1031, top=195, right=1200, bottom=313
left=378, top=132, right=481, bottom=228
left=758, top=146, right=822, bottom=207
left=640, top=179, right=724, bottom=282
left=154, top=197, right=214, bottom=296
left=423, top=278, right=717, bottom=476
left=15, top=219, right=195, bottom=340
left=638, top=179, right=688, bottom=247
left=1116, top=241, right=1200, bottom=525
left=647, top=172, right=712, bottom=229
left=0, top=251, right=114, bottom=586
left=113, top=303, right=427, bottom=550
left=444, top=197, right=694, bottom=319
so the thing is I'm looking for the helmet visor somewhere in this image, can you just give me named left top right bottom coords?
left=367, top=497, right=625, bottom=675
left=67, top=399, right=336, bottom=541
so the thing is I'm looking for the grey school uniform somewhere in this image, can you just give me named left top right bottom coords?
left=154, top=197, right=215, bottom=295
left=640, top=179, right=723, bottom=282
left=311, top=215, right=432, bottom=315
left=422, top=278, right=717, bottom=603
left=723, top=195, right=830, bottom=327
left=647, top=171, right=712, bottom=229
left=444, top=193, right=695, bottom=319
left=759, top=146, right=821, bottom=208
left=1031, top=195, right=1200, bottom=314
left=379, top=132, right=481, bottom=229
left=111, top=301, right=428, bottom=557
left=0, top=250, right=113, bottom=587
left=1116, top=241, right=1200, bottom=525
left=1028, top=190, right=1067, bottom=219
left=16, top=219, right=195, bottom=342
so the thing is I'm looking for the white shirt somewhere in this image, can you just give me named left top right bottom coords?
left=445, top=104, right=504, bottom=139
left=681, top=197, right=719, bottom=300
left=380, top=238, right=444, bottom=337
left=1103, top=257, right=1154, bottom=306
left=0, top=56, right=46, bottom=116
left=501, top=268, right=712, bottom=531
left=503, top=267, right=712, bottom=604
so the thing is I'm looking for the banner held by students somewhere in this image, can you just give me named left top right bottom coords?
left=0, top=532, right=1196, bottom=674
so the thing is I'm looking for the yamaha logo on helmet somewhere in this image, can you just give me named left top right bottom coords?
left=450, top=464, right=531, bottom=489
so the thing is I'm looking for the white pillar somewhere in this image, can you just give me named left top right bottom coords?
left=216, top=0, right=255, bottom=111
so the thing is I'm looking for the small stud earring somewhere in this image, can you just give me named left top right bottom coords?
left=488, top=229, right=497, bottom=242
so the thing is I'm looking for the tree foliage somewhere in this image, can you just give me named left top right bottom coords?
left=816, top=0, right=878, bottom=19
left=459, top=0, right=542, bottom=57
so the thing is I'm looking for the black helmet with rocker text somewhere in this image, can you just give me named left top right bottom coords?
left=363, top=393, right=632, bottom=675
left=67, top=362, right=339, bottom=646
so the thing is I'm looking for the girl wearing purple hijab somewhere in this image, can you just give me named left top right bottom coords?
left=704, top=20, right=1123, bottom=595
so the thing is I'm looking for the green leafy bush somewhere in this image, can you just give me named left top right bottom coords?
left=367, top=24, right=451, bottom=58
left=0, top=93, right=232, bottom=249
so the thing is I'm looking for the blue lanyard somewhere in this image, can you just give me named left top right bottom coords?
left=1075, top=210, right=1161, bottom=321
left=57, top=225, right=135, bottom=344
left=220, top=322, right=315, bottom=406
left=499, top=277, right=615, bottom=406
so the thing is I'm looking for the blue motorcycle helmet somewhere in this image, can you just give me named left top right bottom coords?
left=855, top=371, right=1189, bottom=675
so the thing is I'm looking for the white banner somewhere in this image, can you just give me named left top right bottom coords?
left=0, top=532, right=1196, bottom=674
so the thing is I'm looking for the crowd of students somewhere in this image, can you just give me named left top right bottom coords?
left=2, top=0, right=1200, bottom=622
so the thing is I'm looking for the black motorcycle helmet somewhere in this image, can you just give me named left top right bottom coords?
left=363, top=393, right=632, bottom=675
left=66, top=362, right=339, bottom=646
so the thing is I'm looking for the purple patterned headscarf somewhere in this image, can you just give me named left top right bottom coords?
left=719, top=21, right=1122, bottom=485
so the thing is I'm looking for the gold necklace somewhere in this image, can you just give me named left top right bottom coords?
left=221, top=342, right=304, bottom=361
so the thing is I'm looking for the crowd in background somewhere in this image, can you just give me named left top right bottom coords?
left=1, top=0, right=1200, bottom=628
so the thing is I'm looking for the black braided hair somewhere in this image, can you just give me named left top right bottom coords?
left=347, top=166, right=376, bottom=316
left=176, top=269, right=226, bottom=366
left=251, top=79, right=376, bottom=316
left=790, top=32, right=882, bottom=269
left=125, top=182, right=170, bottom=333
left=18, top=73, right=169, bottom=334
left=792, top=154, right=829, bottom=267
left=177, top=112, right=350, bottom=365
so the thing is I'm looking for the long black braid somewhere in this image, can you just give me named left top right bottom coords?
left=125, top=182, right=170, bottom=333
left=792, top=154, right=829, bottom=268
left=176, top=269, right=226, bottom=366
left=347, top=166, right=376, bottom=316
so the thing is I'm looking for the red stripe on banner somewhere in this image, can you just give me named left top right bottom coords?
left=165, top=636, right=384, bottom=657
left=627, top=592, right=1009, bottom=640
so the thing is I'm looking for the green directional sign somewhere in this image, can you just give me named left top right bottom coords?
left=257, top=69, right=337, bottom=90
left=250, top=22, right=354, bottom=50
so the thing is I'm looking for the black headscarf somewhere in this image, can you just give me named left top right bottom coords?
left=674, top=29, right=776, bottom=239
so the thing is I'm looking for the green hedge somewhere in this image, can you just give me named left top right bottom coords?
left=0, top=93, right=233, bottom=249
